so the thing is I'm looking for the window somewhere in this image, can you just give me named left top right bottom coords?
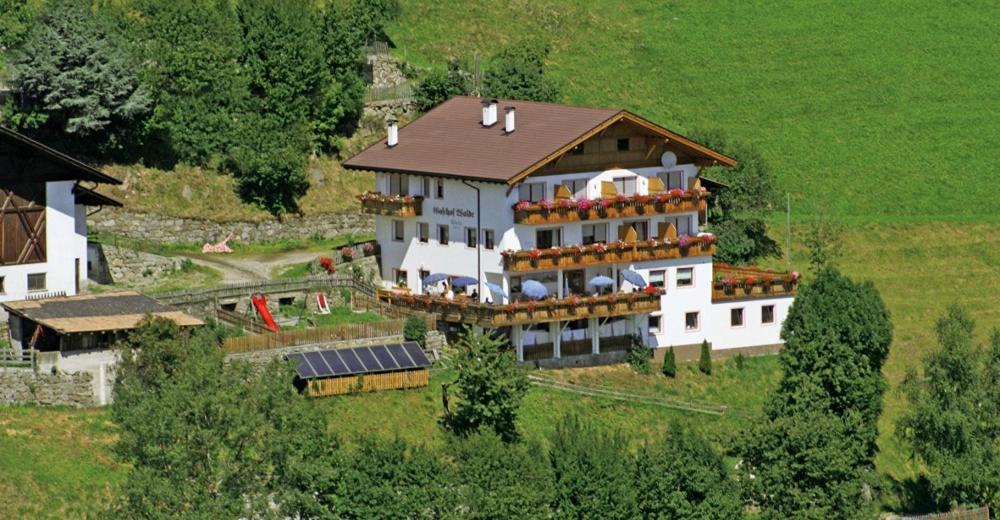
left=0, top=276, right=4, bottom=294
left=438, top=225, right=449, bottom=245
left=394, top=269, right=408, bottom=287
left=617, top=137, right=630, bottom=151
left=676, top=267, right=694, bottom=287
left=535, top=228, right=562, bottom=249
left=483, top=229, right=495, bottom=250
left=582, top=223, right=608, bottom=245
left=422, top=177, right=432, bottom=197
left=762, top=305, right=775, bottom=324
left=392, top=220, right=405, bottom=242
left=27, top=273, right=46, bottom=292
left=685, top=311, right=699, bottom=331
left=731, top=308, right=745, bottom=327
left=570, top=143, right=585, bottom=155
left=388, top=173, right=408, bottom=196
left=660, top=170, right=685, bottom=190
left=417, top=222, right=429, bottom=243
left=665, top=215, right=692, bottom=236
left=518, top=182, right=546, bottom=202
left=649, top=314, right=662, bottom=333
left=622, top=220, right=649, bottom=241
left=510, top=276, right=522, bottom=294
left=419, top=269, right=430, bottom=285
left=466, top=227, right=478, bottom=248
left=436, top=178, right=445, bottom=198
left=613, top=176, right=637, bottom=196
left=563, top=179, right=587, bottom=198
left=649, top=270, right=665, bottom=289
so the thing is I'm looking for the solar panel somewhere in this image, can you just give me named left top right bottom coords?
left=369, top=345, right=399, bottom=371
left=339, top=349, right=365, bottom=374
left=402, top=342, right=431, bottom=368
left=321, top=350, right=350, bottom=376
left=304, top=351, right=333, bottom=378
left=388, top=343, right=416, bottom=369
left=286, top=353, right=316, bottom=379
left=354, top=347, right=381, bottom=372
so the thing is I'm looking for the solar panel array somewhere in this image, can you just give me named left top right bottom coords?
left=287, top=341, right=431, bottom=380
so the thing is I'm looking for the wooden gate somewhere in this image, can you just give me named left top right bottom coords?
left=0, top=182, right=46, bottom=265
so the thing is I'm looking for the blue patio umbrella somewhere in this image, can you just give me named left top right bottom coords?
left=422, top=273, right=449, bottom=286
left=588, top=275, right=615, bottom=287
left=621, top=269, right=647, bottom=288
left=521, top=280, right=548, bottom=300
left=451, top=276, right=479, bottom=288
left=484, top=282, right=507, bottom=301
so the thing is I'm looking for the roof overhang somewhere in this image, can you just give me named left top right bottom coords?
left=73, top=184, right=123, bottom=207
left=0, top=126, right=121, bottom=185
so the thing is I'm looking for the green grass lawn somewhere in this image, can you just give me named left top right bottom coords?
left=277, top=304, right=384, bottom=330
left=389, top=0, right=999, bottom=223
left=91, top=231, right=373, bottom=259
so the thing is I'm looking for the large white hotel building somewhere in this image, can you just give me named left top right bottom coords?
left=344, top=97, right=797, bottom=364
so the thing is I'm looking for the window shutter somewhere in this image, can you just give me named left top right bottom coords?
left=601, top=181, right=617, bottom=198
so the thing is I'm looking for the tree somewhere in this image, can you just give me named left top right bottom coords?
left=635, top=422, right=743, bottom=519
left=699, top=340, right=712, bottom=375
left=736, top=267, right=892, bottom=517
left=482, top=40, right=560, bottom=103
left=803, top=220, right=845, bottom=271
left=450, top=432, right=554, bottom=518
left=0, top=0, right=38, bottom=51
left=897, top=306, right=1000, bottom=511
left=690, top=129, right=782, bottom=265
left=108, top=317, right=333, bottom=518
left=627, top=334, right=651, bottom=374
left=134, top=0, right=247, bottom=166
left=549, top=414, right=637, bottom=519
left=6, top=0, right=151, bottom=159
left=662, top=346, right=677, bottom=378
left=445, top=327, right=529, bottom=442
left=403, top=315, right=427, bottom=348
left=414, top=61, right=470, bottom=111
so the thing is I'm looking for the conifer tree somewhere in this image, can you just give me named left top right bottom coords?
left=698, top=340, right=712, bottom=375
left=662, top=346, right=677, bottom=378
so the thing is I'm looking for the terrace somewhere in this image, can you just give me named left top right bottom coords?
left=356, top=191, right=423, bottom=217
left=513, top=187, right=707, bottom=225
left=712, top=263, right=800, bottom=302
left=502, top=234, right=715, bottom=273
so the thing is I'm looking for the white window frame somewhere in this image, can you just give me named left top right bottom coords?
left=762, top=304, right=776, bottom=325
left=730, top=307, right=746, bottom=328
left=562, top=179, right=587, bottom=198
left=613, top=176, right=637, bottom=196
left=684, top=311, right=700, bottom=332
left=417, top=222, right=429, bottom=243
left=582, top=223, right=608, bottom=245
left=649, top=313, right=663, bottom=334
left=665, top=215, right=692, bottom=236
left=465, top=227, right=478, bottom=248
left=535, top=227, right=562, bottom=249
left=392, top=220, right=405, bottom=242
left=422, top=177, right=432, bottom=198
left=518, top=182, right=546, bottom=202
left=676, top=267, right=694, bottom=288
left=649, top=270, right=666, bottom=289
left=660, top=170, right=685, bottom=190
left=438, top=225, right=449, bottom=245
left=435, top=178, right=445, bottom=199
left=394, top=269, right=408, bottom=287
left=623, top=219, right=650, bottom=241
left=27, top=273, right=46, bottom=292
left=482, top=229, right=495, bottom=250
left=388, top=173, right=408, bottom=196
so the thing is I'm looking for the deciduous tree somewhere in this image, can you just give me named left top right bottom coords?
left=483, top=40, right=560, bottom=103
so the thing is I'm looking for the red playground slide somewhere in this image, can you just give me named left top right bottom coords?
left=250, top=294, right=280, bottom=332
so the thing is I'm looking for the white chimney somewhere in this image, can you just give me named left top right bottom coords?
left=386, top=116, right=398, bottom=147
left=482, top=98, right=498, bottom=126
left=504, top=106, right=516, bottom=133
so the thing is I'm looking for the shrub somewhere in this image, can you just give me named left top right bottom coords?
left=403, top=315, right=427, bottom=348
left=661, top=346, right=676, bottom=378
left=698, top=340, right=712, bottom=375
left=627, top=335, right=651, bottom=375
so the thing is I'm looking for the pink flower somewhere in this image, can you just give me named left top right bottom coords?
left=538, top=199, right=553, bottom=210
left=577, top=199, right=594, bottom=211
left=791, top=271, right=800, bottom=281
left=669, top=188, right=685, bottom=199
left=677, top=234, right=692, bottom=248
left=514, top=200, right=531, bottom=211
left=614, top=194, right=628, bottom=204
left=598, top=198, right=612, bottom=209
left=558, top=198, right=576, bottom=209
left=700, top=233, right=716, bottom=245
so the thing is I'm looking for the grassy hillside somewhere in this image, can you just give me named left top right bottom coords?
left=389, top=0, right=999, bottom=222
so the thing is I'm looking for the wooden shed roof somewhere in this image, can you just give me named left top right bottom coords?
left=3, top=291, right=202, bottom=334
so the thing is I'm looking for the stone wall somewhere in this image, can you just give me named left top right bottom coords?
left=89, top=209, right=374, bottom=244
left=364, top=98, right=417, bottom=120
left=93, top=243, right=184, bottom=287
left=0, top=368, right=96, bottom=407
left=368, top=54, right=407, bottom=89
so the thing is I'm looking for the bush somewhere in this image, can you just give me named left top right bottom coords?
left=482, top=40, right=560, bottom=102
left=413, top=61, right=469, bottom=111
left=403, top=315, right=427, bottom=348
left=698, top=340, right=712, bottom=375
left=627, top=335, right=650, bottom=374
left=661, top=346, right=677, bottom=378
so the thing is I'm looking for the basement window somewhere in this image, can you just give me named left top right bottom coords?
left=685, top=311, right=699, bottom=331
left=27, top=273, right=46, bottom=292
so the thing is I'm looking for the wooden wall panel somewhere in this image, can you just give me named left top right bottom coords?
left=0, top=182, right=47, bottom=265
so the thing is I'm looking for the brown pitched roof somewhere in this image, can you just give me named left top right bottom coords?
left=342, top=96, right=736, bottom=184
left=3, top=291, right=203, bottom=334
left=73, top=184, right=123, bottom=207
left=0, top=126, right=121, bottom=185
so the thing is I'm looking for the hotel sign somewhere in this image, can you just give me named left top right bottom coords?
left=432, top=206, right=474, bottom=218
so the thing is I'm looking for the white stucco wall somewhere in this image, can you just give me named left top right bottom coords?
left=0, top=181, right=87, bottom=309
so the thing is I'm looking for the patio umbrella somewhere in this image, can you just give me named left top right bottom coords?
left=521, top=280, right=548, bottom=300
left=484, top=282, right=507, bottom=301
left=620, top=269, right=647, bottom=288
left=588, top=275, right=615, bottom=287
left=422, top=273, right=449, bottom=286
left=451, top=276, right=479, bottom=288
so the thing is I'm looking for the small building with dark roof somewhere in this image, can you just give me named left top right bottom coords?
left=286, top=341, right=432, bottom=397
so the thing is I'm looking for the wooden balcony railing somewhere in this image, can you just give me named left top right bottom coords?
left=502, top=236, right=715, bottom=273
left=378, top=289, right=662, bottom=327
left=711, top=263, right=800, bottom=302
left=357, top=192, right=423, bottom=217
left=513, top=190, right=707, bottom=225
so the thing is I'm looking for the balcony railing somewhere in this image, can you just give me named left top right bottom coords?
left=502, top=236, right=715, bottom=273
left=711, top=263, right=800, bottom=302
left=357, top=192, right=423, bottom=217
left=513, top=190, right=707, bottom=225
left=378, top=289, right=662, bottom=327
left=523, top=335, right=631, bottom=361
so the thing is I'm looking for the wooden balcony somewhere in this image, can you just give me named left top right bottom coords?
left=357, top=192, right=423, bottom=217
left=711, top=263, right=800, bottom=302
left=523, top=335, right=631, bottom=361
left=502, top=237, right=715, bottom=273
left=377, top=289, right=662, bottom=327
left=513, top=191, right=706, bottom=225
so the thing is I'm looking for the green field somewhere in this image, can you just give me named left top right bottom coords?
left=389, top=0, right=999, bottom=222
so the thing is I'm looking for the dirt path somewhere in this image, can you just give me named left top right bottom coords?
left=178, top=250, right=320, bottom=284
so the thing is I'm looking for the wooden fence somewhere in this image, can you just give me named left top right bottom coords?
left=0, top=348, right=35, bottom=367
left=155, top=275, right=373, bottom=307
left=215, top=308, right=271, bottom=335
left=306, top=369, right=429, bottom=397
left=223, top=320, right=412, bottom=354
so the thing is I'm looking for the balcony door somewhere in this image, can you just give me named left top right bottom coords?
left=565, top=270, right=585, bottom=295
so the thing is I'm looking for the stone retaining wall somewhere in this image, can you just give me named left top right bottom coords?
left=89, top=209, right=374, bottom=244
left=93, top=243, right=184, bottom=287
left=0, top=368, right=96, bottom=407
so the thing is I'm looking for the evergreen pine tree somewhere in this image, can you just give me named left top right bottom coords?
left=698, top=340, right=712, bottom=375
left=662, top=346, right=677, bottom=378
